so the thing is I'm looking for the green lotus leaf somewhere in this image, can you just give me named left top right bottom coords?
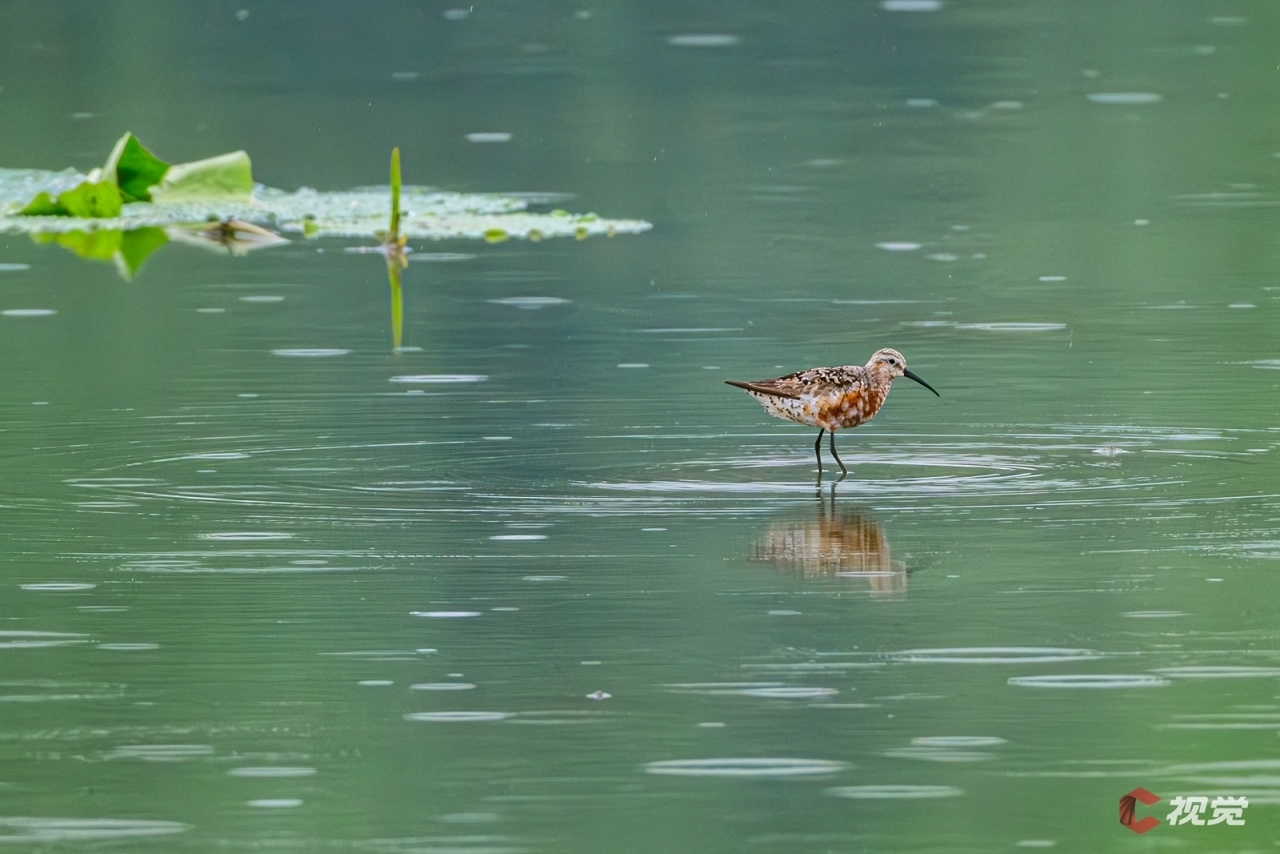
left=57, top=180, right=124, bottom=217
left=18, top=191, right=63, bottom=216
left=148, top=151, right=254, bottom=204
left=19, top=180, right=123, bottom=218
left=103, top=132, right=170, bottom=203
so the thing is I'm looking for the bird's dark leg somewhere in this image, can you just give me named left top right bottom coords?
left=813, top=429, right=825, bottom=475
left=829, top=430, right=848, bottom=478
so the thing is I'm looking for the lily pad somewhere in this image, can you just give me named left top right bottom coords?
left=0, top=133, right=651, bottom=249
left=102, top=133, right=169, bottom=203
left=1, top=172, right=650, bottom=242
left=20, top=180, right=122, bottom=218
left=149, top=151, right=254, bottom=204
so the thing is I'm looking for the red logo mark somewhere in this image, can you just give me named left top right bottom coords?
left=1120, top=788, right=1160, bottom=834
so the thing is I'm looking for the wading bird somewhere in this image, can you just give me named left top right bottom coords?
left=726, top=348, right=939, bottom=477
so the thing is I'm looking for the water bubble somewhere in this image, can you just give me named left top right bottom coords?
left=0, top=263, right=31, bottom=272
left=358, top=680, right=394, bottom=687
left=911, top=736, right=1006, bottom=747
left=2, top=308, right=55, bottom=317
left=410, top=683, right=477, bottom=691
left=1123, top=611, right=1184, bottom=618
left=410, top=611, right=482, bottom=618
left=199, top=532, right=293, bottom=541
left=876, top=242, right=921, bottom=251
left=586, top=690, right=612, bottom=700
left=905, top=98, right=938, bottom=108
left=489, top=534, right=547, bottom=541
left=248, top=799, right=303, bottom=808
left=466, top=132, right=513, bottom=143
left=645, top=758, right=846, bottom=777
left=617, top=363, right=650, bottom=369
left=239, top=295, right=285, bottom=303
left=97, top=643, right=159, bottom=651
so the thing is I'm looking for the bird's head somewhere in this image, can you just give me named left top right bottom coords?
left=868, top=348, right=939, bottom=396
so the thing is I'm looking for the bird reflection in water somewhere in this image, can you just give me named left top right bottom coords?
left=750, top=497, right=908, bottom=597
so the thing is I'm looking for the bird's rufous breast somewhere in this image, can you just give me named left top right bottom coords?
left=817, top=386, right=885, bottom=430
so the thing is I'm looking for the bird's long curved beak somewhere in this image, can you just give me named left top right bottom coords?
left=903, top=369, right=940, bottom=397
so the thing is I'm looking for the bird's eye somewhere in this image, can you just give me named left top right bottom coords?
left=887, top=358, right=897, bottom=365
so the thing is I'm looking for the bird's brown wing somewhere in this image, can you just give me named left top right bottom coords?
left=727, top=365, right=862, bottom=400
left=724, top=379, right=801, bottom=400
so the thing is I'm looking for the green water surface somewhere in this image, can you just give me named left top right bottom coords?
left=1, top=1, right=1278, bottom=851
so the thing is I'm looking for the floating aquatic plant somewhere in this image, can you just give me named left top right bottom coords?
left=0, top=132, right=652, bottom=277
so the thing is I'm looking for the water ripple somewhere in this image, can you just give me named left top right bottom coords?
left=645, top=758, right=846, bottom=777
left=405, top=711, right=512, bottom=722
left=105, top=744, right=215, bottom=762
left=827, top=785, right=962, bottom=798
left=1153, top=666, right=1280, bottom=679
left=0, top=631, right=89, bottom=650
left=227, top=766, right=317, bottom=777
left=1008, top=674, right=1170, bottom=689
left=888, top=647, right=1108, bottom=664
left=0, top=818, right=189, bottom=842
